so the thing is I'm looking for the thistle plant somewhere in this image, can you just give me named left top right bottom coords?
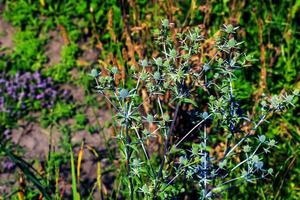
left=90, top=20, right=297, bottom=199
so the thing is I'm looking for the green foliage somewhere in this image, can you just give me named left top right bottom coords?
left=0, top=147, right=52, bottom=200
left=70, top=147, right=80, bottom=200
left=44, top=43, right=79, bottom=82
left=41, top=102, right=74, bottom=127
left=3, top=0, right=39, bottom=27
left=11, top=29, right=47, bottom=71
left=91, top=21, right=297, bottom=199
left=0, top=0, right=299, bottom=199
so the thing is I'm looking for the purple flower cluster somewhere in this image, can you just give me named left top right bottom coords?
left=1, top=158, right=15, bottom=171
left=0, top=71, right=60, bottom=115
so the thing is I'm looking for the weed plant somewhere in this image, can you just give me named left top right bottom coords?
left=91, top=20, right=297, bottom=199
left=0, top=71, right=64, bottom=131
left=0, top=1, right=299, bottom=199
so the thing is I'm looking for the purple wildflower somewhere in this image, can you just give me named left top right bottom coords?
left=2, top=158, right=15, bottom=171
left=0, top=71, right=67, bottom=117
left=36, top=93, right=45, bottom=100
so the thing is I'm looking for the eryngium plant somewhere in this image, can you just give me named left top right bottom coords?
left=90, top=20, right=297, bottom=199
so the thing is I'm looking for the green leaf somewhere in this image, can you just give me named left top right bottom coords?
left=181, top=98, right=198, bottom=107
left=70, top=147, right=80, bottom=200
left=1, top=148, right=52, bottom=200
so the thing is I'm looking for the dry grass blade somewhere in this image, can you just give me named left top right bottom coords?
left=77, top=141, right=84, bottom=184
left=86, top=145, right=106, bottom=199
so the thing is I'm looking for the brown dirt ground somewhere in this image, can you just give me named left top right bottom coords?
left=0, top=16, right=15, bottom=50
left=45, top=30, right=64, bottom=66
left=1, top=106, right=114, bottom=198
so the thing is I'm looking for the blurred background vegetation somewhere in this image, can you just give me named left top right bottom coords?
left=0, top=0, right=299, bottom=199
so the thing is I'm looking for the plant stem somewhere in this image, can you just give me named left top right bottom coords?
left=153, top=100, right=180, bottom=198
left=223, top=112, right=268, bottom=159
left=133, top=127, right=155, bottom=177
left=174, top=113, right=212, bottom=148
left=230, top=143, right=262, bottom=172
left=125, top=118, right=134, bottom=200
left=203, top=125, right=207, bottom=197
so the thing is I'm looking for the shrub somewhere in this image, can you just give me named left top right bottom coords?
left=91, top=20, right=297, bottom=199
